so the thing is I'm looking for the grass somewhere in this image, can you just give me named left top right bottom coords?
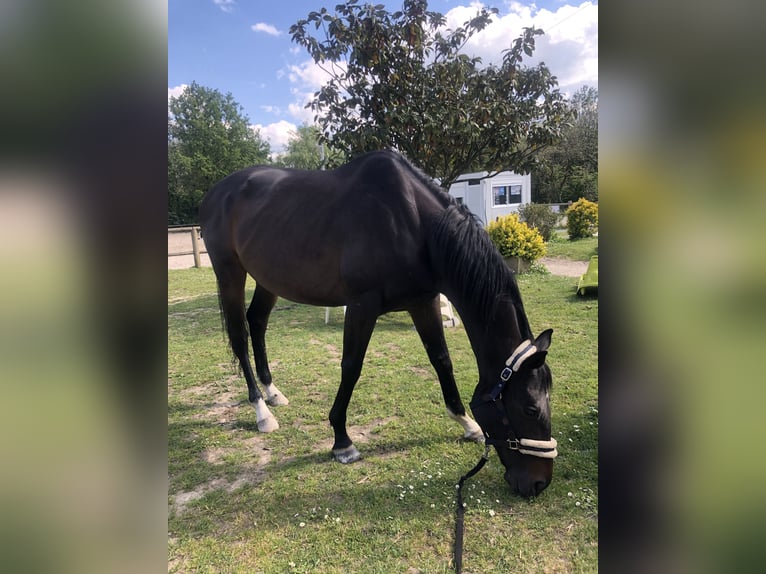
left=545, top=232, right=598, bottom=261
left=168, top=268, right=597, bottom=573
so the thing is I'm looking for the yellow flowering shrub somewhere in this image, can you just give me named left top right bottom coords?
left=486, top=213, right=546, bottom=262
left=566, top=198, right=598, bottom=239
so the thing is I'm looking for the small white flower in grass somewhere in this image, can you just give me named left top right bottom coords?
left=575, top=501, right=581, bottom=507
left=476, top=499, right=481, bottom=504
left=335, top=517, right=340, bottom=522
left=409, top=485, right=414, bottom=490
left=289, top=561, right=296, bottom=568
left=488, top=509, right=496, bottom=517
left=299, top=522, right=306, bottom=527
left=567, top=492, right=573, bottom=497
left=430, top=503, right=435, bottom=508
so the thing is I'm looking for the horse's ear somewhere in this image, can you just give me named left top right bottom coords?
left=534, top=329, right=553, bottom=352
left=524, top=350, right=548, bottom=370
left=520, top=329, right=552, bottom=370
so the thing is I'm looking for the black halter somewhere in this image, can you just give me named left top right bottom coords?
left=469, top=339, right=558, bottom=459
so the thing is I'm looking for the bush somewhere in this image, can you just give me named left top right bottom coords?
left=518, top=203, right=559, bottom=241
left=486, top=213, right=546, bottom=262
left=566, top=198, right=598, bottom=239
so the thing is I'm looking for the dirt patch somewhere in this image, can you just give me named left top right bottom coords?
left=309, top=337, right=341, bottom=360
left=173, top=436, right=273, bottom=515
left=539, top=257, right=588, bottom=278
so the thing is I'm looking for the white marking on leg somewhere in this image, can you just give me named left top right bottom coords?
left=265, top=383, right=289, bottom=406
left=447, top=408, right=484, bottom=442
left=252, top=398, right=279, bottom=433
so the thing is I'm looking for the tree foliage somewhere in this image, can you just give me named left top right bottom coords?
left=168, top=82, right=271, bottom=224
left=532, top=85, right=598, bottom=203
left=277, top=124, right=345, bottom=170
left=290, top=0, right=571, bottom=186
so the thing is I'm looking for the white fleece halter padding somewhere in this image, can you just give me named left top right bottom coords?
left=519, top=437, right=558, bottom=459
left=505, top=339, right=538, bottom=372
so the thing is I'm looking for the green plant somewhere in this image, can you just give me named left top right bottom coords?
left=518, top=203, right=559, bottom=241
left=486, top=213, right=546, bottom=262
left=566, top=198, right=598, bottom=239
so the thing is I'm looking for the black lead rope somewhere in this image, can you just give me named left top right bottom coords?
left=454, top=445, right=490, bottom=574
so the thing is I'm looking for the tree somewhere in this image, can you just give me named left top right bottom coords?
left=168, top=82, right=271, bottom=224
left=277, top=124, right=345, bottom=170
left=290, top=0, right=571, bottom=186
left=532, top=85, right=598, bottom=203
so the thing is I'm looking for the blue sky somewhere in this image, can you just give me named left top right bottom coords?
left=169, top=1, right=597, bottom=153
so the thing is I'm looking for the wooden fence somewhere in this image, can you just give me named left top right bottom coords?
left=168, top=225, right=208, bottom=268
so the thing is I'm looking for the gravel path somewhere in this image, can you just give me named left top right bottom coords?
left=539, top=257, right=588, bottom=278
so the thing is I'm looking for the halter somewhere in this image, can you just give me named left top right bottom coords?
left=469, top=339, right=558, bottom=459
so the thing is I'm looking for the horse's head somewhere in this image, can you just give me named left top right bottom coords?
left=470, top=329, right=556, bottom=498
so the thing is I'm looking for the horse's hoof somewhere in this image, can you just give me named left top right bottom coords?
left=464, top=428, right=485, bottom=443
left=333, top=445, right=362, bottom=464
left=257, top=416, right=279, bottom=433
left=252, top=399, right=279, bottom=432
left=265, top=385, right=289, bottom=406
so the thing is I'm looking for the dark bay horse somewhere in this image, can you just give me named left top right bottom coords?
left=199, top=150, right=557, bottom=497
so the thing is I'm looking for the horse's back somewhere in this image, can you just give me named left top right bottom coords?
left=200, top=152, right=447, bottom=306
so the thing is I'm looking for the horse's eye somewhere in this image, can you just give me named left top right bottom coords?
left=524, top=405, right=540, bottom=417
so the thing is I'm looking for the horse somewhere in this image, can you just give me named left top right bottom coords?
left=198, top=150, right=557, bottom=497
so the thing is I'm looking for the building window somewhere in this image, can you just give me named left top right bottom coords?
left=492, top=184, right=522, bottom=206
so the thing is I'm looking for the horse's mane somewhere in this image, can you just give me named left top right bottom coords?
left=394, top=153, right=533, bottom=338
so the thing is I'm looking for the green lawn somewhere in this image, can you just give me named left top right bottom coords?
left=168, top=268, right=597, bottom=573
left=545, top=232, right=598, bottom=261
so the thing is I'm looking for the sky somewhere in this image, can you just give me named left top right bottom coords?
left=169, top=1, right=598, bottom=154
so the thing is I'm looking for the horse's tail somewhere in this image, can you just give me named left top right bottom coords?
left=210, top=259, right=250, bottom=369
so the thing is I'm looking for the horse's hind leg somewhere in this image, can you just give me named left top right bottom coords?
left=329, top=293, right=380, bottom=463
left=408, top=297, right=483, bottom=442
left=246, top=285, right=288, bottom=406
left=214, top=260, right=278, bottom=432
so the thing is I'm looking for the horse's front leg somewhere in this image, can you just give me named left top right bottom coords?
left=328, top=295, right=380, bottom=463
left=408, top=297, right=483, bottom=442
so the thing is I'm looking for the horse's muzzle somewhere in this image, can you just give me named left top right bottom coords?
left=505, top=458, right=553, bottom=498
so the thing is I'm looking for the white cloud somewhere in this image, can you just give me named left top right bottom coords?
left=280, top=59, right=343, bottom=124
left=213, top=0, right=235, bottom=13
left=444, top=1, right=598, bottom=95
left=285, top=60, right=340, bottom=89
left=251, top=22, right=282, bottom=37
left=260, top=105, right=282, bottom=115
left=168, top=84, right=188, bottom=103
left=252, top=120, right=297, bottom=153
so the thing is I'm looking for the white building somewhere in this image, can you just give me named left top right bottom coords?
left=447, top=170, right=532, bottom=226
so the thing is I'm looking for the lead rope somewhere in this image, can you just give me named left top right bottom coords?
left=454, top=445, right=491, bottom=574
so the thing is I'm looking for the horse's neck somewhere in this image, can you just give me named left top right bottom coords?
left=425, top=202, right=531, bottom=371
left=444, top=288, right=528, bottom=376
